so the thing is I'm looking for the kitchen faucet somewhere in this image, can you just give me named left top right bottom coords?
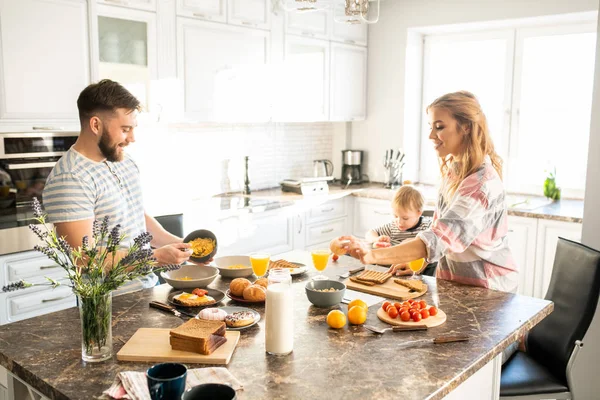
left=243, top=156, right=251, bottom=195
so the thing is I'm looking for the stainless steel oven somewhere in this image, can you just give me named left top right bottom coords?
left=0, top=132, right=78, bottom=254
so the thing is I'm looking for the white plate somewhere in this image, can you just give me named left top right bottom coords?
left=219, top=306, right=260, bottom=331
left=288, top=262, right=308, bottom=276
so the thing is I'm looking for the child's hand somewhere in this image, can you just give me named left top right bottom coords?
left=387, top=263, right=411, bottom=276
left=373, top=235, right=391, bottom=248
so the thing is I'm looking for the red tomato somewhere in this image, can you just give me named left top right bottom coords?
left=393, top=302, right=402, bottom=310
left=408, top=299, right=415, bottom=304
left=401, top=301, right=410, bottom=308
left=382, top=301, right=391, bottom=311
left=388, top=306, right=399, bottom=319
left=420, top=309, right=430, bottom=319
left=332, top=254, right=339, bottom=262
left=400, top=311, right=411, bottom=322
left=409, top=309, right=419, bottom=317
left=412, top=312, right=422, bottom=322
left=385, top=305, right=394, bottom=313
left=429, top=306, right=438, bottom=316
left=419, top=300, right=427, bottom=310
left=400, top=307, right=409, bottom=315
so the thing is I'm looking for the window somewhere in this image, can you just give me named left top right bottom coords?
left=418, top=22, right=596, bottom=198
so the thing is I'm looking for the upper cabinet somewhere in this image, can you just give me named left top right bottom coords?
left=227, top=0, right=271, bottom=30
left=176, top=0, right=227, bottom=22
left=0, top=0, right=89, bottom=123
left=177, top=18, right=271, bottom=122
left=285, top=9, right=330, bottom=40
left=95, top=5, right=158, bottom=112
left=331, top=17, right=368, bottom=46
left=97, top=0, right=156, bottom=12
left=330, top=43, right=367, bottom=121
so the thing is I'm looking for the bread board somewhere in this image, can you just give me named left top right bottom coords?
left=344, top=276, right=428, bottom=301
left=377, top=307, right=447, bottom=328
left=117, top=329, right=240, bottom=365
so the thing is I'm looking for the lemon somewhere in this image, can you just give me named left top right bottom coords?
left=326, top=310, right=347, bottom=329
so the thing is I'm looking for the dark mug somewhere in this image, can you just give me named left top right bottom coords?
left=181, top=383, right=237, bottom=400
left=146, top=362, right=187, bottom=400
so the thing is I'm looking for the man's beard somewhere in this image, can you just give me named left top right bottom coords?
left=98, top=126, right=124, bottom=162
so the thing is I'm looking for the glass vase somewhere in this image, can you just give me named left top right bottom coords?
left=78, top=292, right=113, bottom=362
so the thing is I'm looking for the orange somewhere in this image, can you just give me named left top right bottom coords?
left=347, top=299, right=368, bottom=312
left=326, top=310, right=347, bottom=329
left=348, top=305, right=367, bottom=325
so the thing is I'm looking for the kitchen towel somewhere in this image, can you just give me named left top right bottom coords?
left=102, top=367, right=243, bottom=400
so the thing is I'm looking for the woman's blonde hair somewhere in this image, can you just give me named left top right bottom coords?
left=427, top=91, right=503, bottom=199
left=393, top=185, right=424, bottom=212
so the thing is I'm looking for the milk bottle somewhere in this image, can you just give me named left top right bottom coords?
left=265, top=268, right=293, bottom=355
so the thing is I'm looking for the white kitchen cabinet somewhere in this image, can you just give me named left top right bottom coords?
left=227, top=0, right=271, bottom=30
left=507, top=216, right=538, bottom=297
left=0, top=0, right=89, bottom=123
left=285, top=9, right=330, bottom=40
left=97, top=0, right=156, bottom=12
left=352, top=197, right=392, bottom=237
left=330, top=16, right=368, bottom=46
left=177, top=18, right=271, bottom=122
left=330, top=43, right=367, bottom=121
left=534, top=219, right=582, bottom=298
left=176, top=0, right=226, bottom=22
left=275, top=35, right=329, bottom=122
left=95, top=5, right=158, bottom=112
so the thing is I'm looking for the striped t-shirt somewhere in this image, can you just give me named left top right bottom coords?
left=42, top=147, right=157, bottom=289
left=417, top=156, right=518, bottom=293
left=374, top=216, right=432, bottom=246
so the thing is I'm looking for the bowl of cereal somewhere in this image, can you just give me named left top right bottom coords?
left=212, top=256, right=253, bottom=278
left=305, top=280, right=346, bottom=308
left=161, top=264, right=218, bottom=289
left=183, top=229, right=218, bottom=263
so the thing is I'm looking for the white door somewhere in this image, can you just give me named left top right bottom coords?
left=97, top=0, right=156, bottom=12
left=177, top=0, right=227, bottom=22
left=330, top=16, right=367, bottom=46
left=507, top=216, right=537, bottom=297
left=227, top=0, right=271, bottom=30
left=95, top=5, right=158, bottom=113
left=285, top=9, right=330, bottom=40
left=275, top=36, right=329, bottom=122
left=534, top=219, right=582, bottom=298
left=177, top=18, right=271, bottom=122
left=0, top=0, right=89, bottom=122
left=330, top=43, right=367, bottom=121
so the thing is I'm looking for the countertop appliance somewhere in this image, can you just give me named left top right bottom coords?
left=0, top=131, right=78, bottom=254
left=341, top=150, right=365, bottom=185
left=281, top=177, right=333, bottom=195
left=313, top=159, right=333, bottom=178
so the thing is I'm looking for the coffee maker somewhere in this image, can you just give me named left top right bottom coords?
left=341, top=150, right=364, bottom=185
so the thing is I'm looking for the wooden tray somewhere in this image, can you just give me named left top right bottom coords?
left=377, top=307, right=447, bottom=328
left=345, top=276, right=428, bottom=301
left=117, top=329, right=240, bottom=365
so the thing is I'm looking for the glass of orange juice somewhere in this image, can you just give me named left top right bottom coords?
left=250, top=253, right=270, bottom=278
left=407, top=258, right=425, bottom=280
left=311, top=250, right=330, bottom=280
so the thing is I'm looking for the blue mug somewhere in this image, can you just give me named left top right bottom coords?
left=181, top=383, right=237, bottom=400
left=146, top=363, right=187, bottom=400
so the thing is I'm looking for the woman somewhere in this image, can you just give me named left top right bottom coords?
left=338, top=91, right=518, bottom=293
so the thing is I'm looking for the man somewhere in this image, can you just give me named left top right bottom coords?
left=43, top=79, right=193, bottom=289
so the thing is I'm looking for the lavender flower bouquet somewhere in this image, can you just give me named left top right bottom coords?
left=4, top=198, right=180, bottom=362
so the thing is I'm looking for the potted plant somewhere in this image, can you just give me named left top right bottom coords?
left=543, top=168, right=561, bottom=202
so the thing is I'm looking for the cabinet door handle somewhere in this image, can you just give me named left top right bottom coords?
left=321, top=207, right=334, bottom=213
left=508, top=229, right=514, bottom=233
left=193, top=13, right=211, bottom=19
left=344, top=39, right=356, bottom=44
left=42, top=296, right=69, bottom=303
left=241, top=21, right=256, bottom=26
left=105, top=0, right=126, bottom=4
left=39, top=265, right=57, bottom=270
left=32, top=126, right=64, bottom=131
left=301, top=31, right=315, bottom=37
left=374, top=210, right=389, bottom=215
left=321, top=228, right=334, bottom=234
left=297, top=214, right=303, bottom=234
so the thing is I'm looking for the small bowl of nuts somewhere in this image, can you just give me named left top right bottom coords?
left=305, top=280, right=346, bottom=308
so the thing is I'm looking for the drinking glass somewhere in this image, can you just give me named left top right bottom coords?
left=250, top=253, right=270, bottom=278
left=407, top=258, right=425, bottom=280
left=311, top=250, right=330, bottom=280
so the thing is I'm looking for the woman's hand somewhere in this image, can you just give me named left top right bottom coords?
left=387, top=263, right=411, bottom=276
left=154, top=243, right=193, bottom=265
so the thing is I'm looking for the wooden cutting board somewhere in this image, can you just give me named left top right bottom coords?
left=377, top=307, right=447, bottom=328
left=117, top=329, right=240, bottom=365
left=344, top=276, right=428, bottom=301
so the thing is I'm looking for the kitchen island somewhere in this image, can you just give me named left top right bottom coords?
left=0, top=251, right=552, bottom=400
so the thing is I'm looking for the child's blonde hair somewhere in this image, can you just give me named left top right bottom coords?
left=393, top=186, right=424, bottom=212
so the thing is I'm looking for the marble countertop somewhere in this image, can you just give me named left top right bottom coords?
left=0, top=252, right=553, bottom=400
left=208, top=182, right=583, bottom=223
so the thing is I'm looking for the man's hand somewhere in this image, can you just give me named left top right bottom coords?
left=387, top=263, right=411, bottom=276
left=154, top=243, right=192, bottom=265
left=373, top=235, right=391, bottom=248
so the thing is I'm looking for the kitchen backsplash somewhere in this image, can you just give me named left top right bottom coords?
left=130, top=122, right=333, bottom=214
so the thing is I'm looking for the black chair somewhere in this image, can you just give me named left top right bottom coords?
left=500, top=237, right=600, bottom=400
left=154, top=214, right=184, bottom=238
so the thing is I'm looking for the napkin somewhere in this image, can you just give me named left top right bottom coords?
left=102, top=367, right=243, bottom=400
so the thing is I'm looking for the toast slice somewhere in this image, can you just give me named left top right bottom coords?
left=169, top=319, right=226, bottom=355
left=170, top=334, right=227, bottom=355
left=394, top=279, right=427, bottom=293
left=349, top=276, right=376, bottom=286
left=354, top=270, right=392, bottom=284
left=269, top=259, right=297, bottom=270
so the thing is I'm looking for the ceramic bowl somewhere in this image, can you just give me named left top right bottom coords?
left=161, top=264, right=218, bottom=289
left=212, top=256, right=253, bottom=278
left=305, top=280, right=346, bottom=308
left=183, top=229, right=218, bottom=263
